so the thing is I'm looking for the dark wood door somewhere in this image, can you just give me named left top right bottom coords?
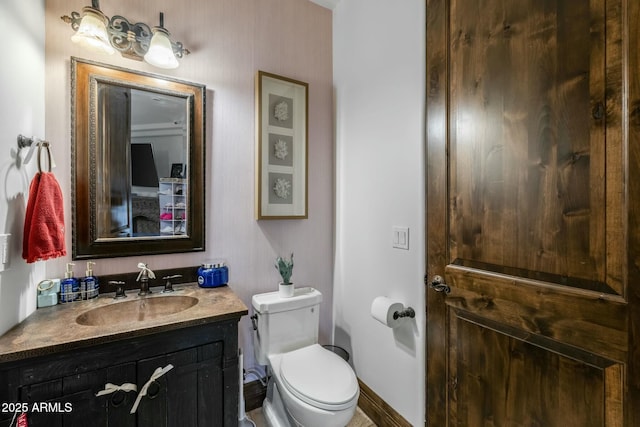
left=98, top=84, right=132, bottom=237
left=426, top=0, right=640, bottom=425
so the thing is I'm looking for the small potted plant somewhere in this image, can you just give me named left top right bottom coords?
left=275, top=253, right=294, bottom=298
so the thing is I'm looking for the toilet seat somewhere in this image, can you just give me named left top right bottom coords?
left=279, top=344, right=359, bottom=411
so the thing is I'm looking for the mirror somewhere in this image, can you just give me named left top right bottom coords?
left=71, top=57, right=205, bottom=259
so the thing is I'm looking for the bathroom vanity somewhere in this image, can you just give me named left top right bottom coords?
left=0, top=285, right=248, bottom=427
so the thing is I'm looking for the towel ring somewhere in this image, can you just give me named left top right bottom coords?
left=37, top=142, right=52, bottom=173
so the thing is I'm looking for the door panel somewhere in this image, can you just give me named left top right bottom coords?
left=445, top=265, right=627, bottom=360
left=451, top=314, right=622, bottom=427
left=448, top=0, right=610, bottom=291
left=426, top=0, right=639, bottom=425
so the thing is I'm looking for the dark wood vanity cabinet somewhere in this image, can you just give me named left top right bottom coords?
left=17, top=362, right=138, bottom=427
left=136, top=342, right=225, bottom=426
left=0, top=321, right=239, bottom=427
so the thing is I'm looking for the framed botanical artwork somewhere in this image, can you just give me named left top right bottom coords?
left=255, top=71, right=309, bottom=219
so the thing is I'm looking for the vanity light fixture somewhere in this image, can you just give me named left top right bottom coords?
left=61, top=0, right=189, bottom=69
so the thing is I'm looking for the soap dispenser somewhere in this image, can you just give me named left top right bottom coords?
left=61, top=263, right=79, bottom=303
left=82, top=261, right=99, bottom=300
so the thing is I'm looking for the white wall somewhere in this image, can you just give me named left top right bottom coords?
left=0, top=0, right=46, bottom=336
left=333, top=1, right=426, bottom=425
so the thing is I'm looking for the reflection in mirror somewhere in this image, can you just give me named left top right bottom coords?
left=96, top=87, right=188, bottom=238
left=72, top=57, right=205, bottom=259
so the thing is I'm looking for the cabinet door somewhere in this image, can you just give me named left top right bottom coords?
left=96, top=364, right=138, bottom=427
left=136, top=342, right=224, bottom=427
left=18, top=363, right=136, bottom=427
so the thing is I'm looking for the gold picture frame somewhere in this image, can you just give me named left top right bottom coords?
left=255, top=71, right=309, bottom=219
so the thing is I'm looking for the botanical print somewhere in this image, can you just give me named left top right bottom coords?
left=256, top=71, right=307, bottom=218
left=268, top=133, right=294, bottom=166
left=268, top=94, right=294, bottom=129
left=274, top=139, right=288, bottom=160
left=268, top=172, right=293, bottom=204
left=273, top=178, right=291, bottom=199
left=274, top=101, right=289, bottom=122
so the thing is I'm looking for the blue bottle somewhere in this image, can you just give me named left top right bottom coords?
left=81, top=261, right=99, bottom=300
left=61, top=263, right=79, bottom=303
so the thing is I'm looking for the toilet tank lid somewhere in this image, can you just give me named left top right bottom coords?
left=252, top=287, right=322, bottom=314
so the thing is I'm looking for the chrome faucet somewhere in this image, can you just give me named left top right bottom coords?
left=136, top=263, right=156, bottom=296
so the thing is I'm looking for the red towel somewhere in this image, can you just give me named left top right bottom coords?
left=22, top=172, right=66, bottom=263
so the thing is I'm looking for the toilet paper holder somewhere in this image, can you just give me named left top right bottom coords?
left=393, top=307, right=415, bottom=320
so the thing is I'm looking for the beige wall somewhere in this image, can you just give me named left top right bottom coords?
left=39, top=0, right=333, bottom=368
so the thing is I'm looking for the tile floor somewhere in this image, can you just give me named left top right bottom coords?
left=246, top=406, right=377, bottom=427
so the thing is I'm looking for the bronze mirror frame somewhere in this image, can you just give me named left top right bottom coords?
left=71, top=57, right=206, bottom=259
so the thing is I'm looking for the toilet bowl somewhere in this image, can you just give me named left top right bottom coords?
left=268, top=344, right=359, bottom=426
left=252, top=288, right=360, bottom=427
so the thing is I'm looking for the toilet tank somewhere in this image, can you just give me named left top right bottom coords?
left=252, top=287, right=322, bottom=365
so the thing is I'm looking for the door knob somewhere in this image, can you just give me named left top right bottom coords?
left=428, top=275, right=451, bottom=294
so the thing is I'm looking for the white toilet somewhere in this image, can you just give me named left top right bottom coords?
left=252, top=287, right=359, bottom=427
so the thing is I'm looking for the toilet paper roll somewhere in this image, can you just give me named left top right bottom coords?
left=371, top=296, right=404, bottom=328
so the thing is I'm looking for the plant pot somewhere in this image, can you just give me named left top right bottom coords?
left=278, top=282, right=294, bottom=298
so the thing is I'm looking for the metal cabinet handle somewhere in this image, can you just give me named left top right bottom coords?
left=428, top=275, right=451, bottom=294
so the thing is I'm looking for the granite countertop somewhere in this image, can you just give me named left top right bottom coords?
left=0, top=283, right=248, bottom=363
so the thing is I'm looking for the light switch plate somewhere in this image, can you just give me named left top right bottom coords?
left=392, top=226, right=409, bottom=250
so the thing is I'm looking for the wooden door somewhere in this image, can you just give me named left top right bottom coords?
left=426, top=0, right=640, bottom=425
left=98, top=84, right=132, bottom=238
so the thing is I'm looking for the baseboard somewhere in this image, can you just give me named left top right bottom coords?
left=244, top=379, right=267, bottom=412
left=244, top=376, right=412, bottom=426
left=357, top=379, right=412, bottom=427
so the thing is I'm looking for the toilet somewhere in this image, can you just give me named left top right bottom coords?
left=252, top=287, right=359, bottom=427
